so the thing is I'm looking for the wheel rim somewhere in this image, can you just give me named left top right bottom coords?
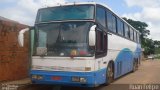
left=133, top=61, right=137, bottom=71
left=107, top=64, right=113, bottom=83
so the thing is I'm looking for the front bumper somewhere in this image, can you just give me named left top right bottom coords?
left=30, top=69, right=106, bottom=87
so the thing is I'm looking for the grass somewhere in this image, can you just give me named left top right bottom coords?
left=154, top=55, right=160, bottom=59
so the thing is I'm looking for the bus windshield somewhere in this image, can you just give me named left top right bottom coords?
left=36, top=5, right=94, bottom=23
left=34, top=22, right=94, bottom=57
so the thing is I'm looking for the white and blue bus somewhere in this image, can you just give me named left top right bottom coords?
left=18, top=2, right=141, bottom=87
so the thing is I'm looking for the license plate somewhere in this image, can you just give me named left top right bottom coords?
left=51, top=76, right=62, bottom=80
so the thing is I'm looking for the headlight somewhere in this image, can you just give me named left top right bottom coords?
left=72, top=77, right=87, bottom=83
left=31, top=75, right=43, bottom=80
left=80, top=78, right=87, bottom=83
left=37, top=75, right=43, bottom=80
left=72, top=77, right=80, bottom=82
left=31, top=75, right=37, bottom=79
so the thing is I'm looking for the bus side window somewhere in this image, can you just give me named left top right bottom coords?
left=112, top=15, right=117, bottom=33
left=96, top=30, right=107, bottom=57
left=130, top=28, right=134, bottom=40
left=134, top=31, right=137, bottom=42
left=117, top=18, right=124, bottom=36
left=107, top=11, right=112, bottom=31
left=106, top=11, right=117, bottom=33
left=96, top=6, right=106, bottom=28
left=124, top=24, right=129, bottom=38
left=103, top=33, right=107, bottom=51
left=133, top=30, right=135, bottom=41
left=137, top=33, right=140, bottom=43
left=96, top=30, right=103, bottom=52
left=136, top=32, right=138, bottom=43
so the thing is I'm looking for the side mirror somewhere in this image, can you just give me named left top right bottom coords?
left=89, top=25, right=96, bottom=46
left=18, top=28, right=29, bottom=47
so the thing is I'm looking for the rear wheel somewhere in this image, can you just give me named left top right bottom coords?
left=132, top=60, right=138, bottom=72
left=104, top=63, right=114, bottom=85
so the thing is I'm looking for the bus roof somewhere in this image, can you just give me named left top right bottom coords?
left=40, top=2, right=140, bottom=34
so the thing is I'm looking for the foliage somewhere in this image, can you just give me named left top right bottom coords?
left=154, top=40, right=160, bottom=58
left=143, top=38, right=155, bottom=55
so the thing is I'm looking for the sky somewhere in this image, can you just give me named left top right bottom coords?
left=0, top=0, right=160, bottom=40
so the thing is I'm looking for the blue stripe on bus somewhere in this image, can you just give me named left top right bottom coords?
left=30, top=68, right=107, bottom=87
left=114, top=48, right=133, bottom=78
left=114, top=45, right=141, bottom=78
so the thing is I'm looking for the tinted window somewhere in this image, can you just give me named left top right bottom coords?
left=107, top=11, right=112, bottom=31
left=107, top=12, right=116, bottom=33
left=112, top=15, right=117, bottom=33
left=117, top=18, right=124, bottom=35
left=137, top=33, right=140, bottom=43
left=134, top=31, right=137, bottom=42
left=37, top=5, right=94, bottom=22
left=35, top=22, right=94, bottom=57
left=96, top=7, right=106, bottom=27
left=130, top=28, right=134, bottom=40
left=97, top=31, right=103, bottom=51
left=96, top=30, right=107, bottom=56
left=124, top=24, right=129, bottom=38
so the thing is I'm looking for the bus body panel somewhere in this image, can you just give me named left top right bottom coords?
left=31, top=57, right=95, bottom=72
left=107, top=33, right=141, bottom=78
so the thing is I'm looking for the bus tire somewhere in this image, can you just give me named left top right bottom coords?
left=137, top=59, right=139, bottom=69
left=132, top=59, right=138, bottom=72
left=138, top=57, right=141, bottom=66
left=104, top=62, right=114, bottom=85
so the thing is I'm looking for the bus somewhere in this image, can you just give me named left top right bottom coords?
left=18, top=2, right=142, bottom=87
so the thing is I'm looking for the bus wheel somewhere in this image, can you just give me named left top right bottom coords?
left=132, top=60, right=138, bottom=72
left=104, top=63, right=114, bottom=85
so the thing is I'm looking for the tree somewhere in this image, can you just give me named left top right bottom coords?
left=154, top=40, right=160, bottom=56
left=154, top=40, right=160, bottom=48
left=143, top=38, right=155, bottom=55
